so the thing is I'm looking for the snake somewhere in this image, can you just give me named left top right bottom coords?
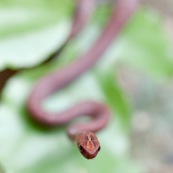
left=27, top=0, right=138, bottom=159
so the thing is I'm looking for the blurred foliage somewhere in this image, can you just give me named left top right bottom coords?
left=0, top=0, right=73, bottom=69
left=120, top=9, right=173, bottom=78
left=97, top=71, right=132, bottom=130
left=0, top=0, right=173, bottom=173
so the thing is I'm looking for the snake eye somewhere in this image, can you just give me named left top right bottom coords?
left=98, top=146, right=101, bottom=151
left=79, top=145, right=84, bottom=151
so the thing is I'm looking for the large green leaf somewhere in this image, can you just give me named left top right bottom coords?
left=0, top=0, right=73, bottom=70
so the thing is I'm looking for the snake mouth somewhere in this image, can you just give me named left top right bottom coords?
left=78, top=143, right=101, bottom=159
left=80, top=149, right=99, bottom=159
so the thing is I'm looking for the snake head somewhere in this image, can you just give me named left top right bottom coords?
left=76, top=131, right=100, bottom=159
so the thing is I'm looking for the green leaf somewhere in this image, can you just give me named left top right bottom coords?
left=0, top=0, right=74, bottom=70
left=96, top=70, right=132, bottom=131
left=119, top=8, right=173, bottom=78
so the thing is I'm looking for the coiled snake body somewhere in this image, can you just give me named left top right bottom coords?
left=28, top=0, right=138, bottom=159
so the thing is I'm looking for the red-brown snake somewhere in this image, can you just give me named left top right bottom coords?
left=28, top=0, right=138, bottom=159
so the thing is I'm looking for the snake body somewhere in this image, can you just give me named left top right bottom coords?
left=28, top=0, right=138, bottom=159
